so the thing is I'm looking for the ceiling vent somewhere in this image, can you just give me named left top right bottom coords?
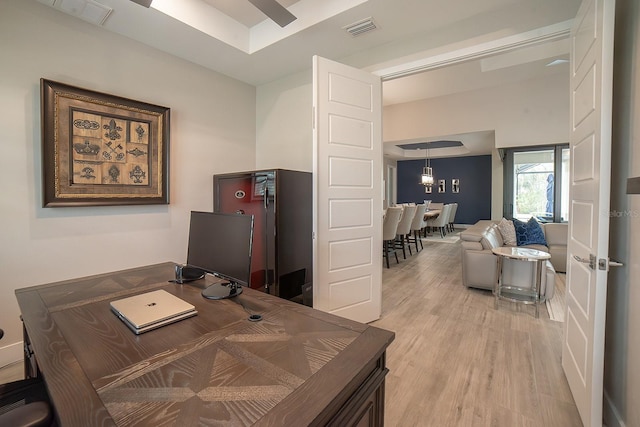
left=37, top=0, right=113, bottom=26
left=344, top=17, right=377, bottom=37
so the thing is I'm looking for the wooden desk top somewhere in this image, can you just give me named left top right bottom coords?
left=16, top=263, right=394, bottom=426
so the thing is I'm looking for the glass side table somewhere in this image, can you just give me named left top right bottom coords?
left=491, top=247, right=551, bottom=318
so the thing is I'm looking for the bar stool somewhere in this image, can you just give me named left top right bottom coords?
left=382, top=207, right=403, bottom=268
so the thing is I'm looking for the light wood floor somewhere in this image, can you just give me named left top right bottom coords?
left=372, top=238, right=582, bottom=426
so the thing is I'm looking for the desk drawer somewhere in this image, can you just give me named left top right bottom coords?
left=325, top=353, right=388, bottom=427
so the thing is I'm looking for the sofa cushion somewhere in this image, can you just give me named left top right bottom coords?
left=497, top=218, right=517, bottom=246
left=480, top=224, right=504, bottom=249
left=543, top=223, right=568, bottom=246
left=514, top=218, right=548, bottom=246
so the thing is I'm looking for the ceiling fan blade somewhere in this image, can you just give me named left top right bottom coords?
left=247, top=0, right=297, bottom=27
left=129, top=0, right=153, bottom=7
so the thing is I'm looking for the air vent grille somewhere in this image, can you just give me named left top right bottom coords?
left=38, top=0, right=112, bottom=25
left=344, top=17, right=377, bottom=37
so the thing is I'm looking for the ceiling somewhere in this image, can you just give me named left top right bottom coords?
left=38, top=0, right=581, bottom=160
left=201, top=0, right=302, bottom=28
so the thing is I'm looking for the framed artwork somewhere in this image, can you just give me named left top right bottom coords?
left=41, top=79, right=170, bottom=207
left=438, top=179, right=446, bottom=193
left=425, top=185, right=432, bottom=194
left=452, top=178, right=460, bottom=193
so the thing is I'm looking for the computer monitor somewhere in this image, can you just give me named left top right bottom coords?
left=186, top=211, right=254, bottom=300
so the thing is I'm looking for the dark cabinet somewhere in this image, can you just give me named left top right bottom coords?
left=214, top=169, right=312, bottom=305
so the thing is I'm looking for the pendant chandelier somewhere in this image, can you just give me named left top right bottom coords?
left=421, top=143, right=434, bottom=186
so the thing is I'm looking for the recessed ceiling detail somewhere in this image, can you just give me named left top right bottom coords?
left=202, top=0, right=300, bottom=27
left=385, top=131, right=496, bottom=161
left=150, top=0, right=368, bottom=54
left=398, top=140, right=463, bottom=150
left=129, top=0, right=152, bottom=7
left=247, top=0, right=297, bottom=27
left=35, top=0, right=580, bottom=94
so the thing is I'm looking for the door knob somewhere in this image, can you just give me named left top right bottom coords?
left=599, top=258, right=624, bottom=271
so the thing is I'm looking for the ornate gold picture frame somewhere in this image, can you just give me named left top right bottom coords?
left=41, top=79, right=170, bottom=207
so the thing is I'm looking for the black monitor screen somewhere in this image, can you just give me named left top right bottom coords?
left=186, top=211, right=254, bottom=288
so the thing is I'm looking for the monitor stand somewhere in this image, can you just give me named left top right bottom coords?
left=201, top=282, right=242, bottom=300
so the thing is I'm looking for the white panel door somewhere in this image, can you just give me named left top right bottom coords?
left=562, top=0, right=615, bottom=425
left=312, top=56, right=382, bottom=323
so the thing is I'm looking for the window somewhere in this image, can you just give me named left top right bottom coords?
left=503, top=145, right=569, bottom=223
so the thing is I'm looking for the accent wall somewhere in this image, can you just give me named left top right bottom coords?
left=396, top=155, right=491, bottom=225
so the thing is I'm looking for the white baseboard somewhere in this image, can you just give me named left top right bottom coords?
left=604, top=389, right=626, bottom=427
left=0, top=341, right=23, bottom=369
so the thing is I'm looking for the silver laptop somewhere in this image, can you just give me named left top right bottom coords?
left=110, top=290, right=197, bottom=335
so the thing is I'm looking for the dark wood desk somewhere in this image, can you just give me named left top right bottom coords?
left=15, top=263, right=394, bottom=426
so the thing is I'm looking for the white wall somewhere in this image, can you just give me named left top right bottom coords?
left=382, top=72, right=570, bottom=148
left=0, top=0, right=256, bottom=365
left=256, top=69, right=313, bottom=171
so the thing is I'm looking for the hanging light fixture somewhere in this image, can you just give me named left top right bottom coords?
left=421, top=143, right=434, bottom=186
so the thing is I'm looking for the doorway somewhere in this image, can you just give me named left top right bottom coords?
left=378, top=21, right=573, bottom=216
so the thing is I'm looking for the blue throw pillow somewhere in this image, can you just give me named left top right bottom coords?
left=513, top=217, right=547, bottom=246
